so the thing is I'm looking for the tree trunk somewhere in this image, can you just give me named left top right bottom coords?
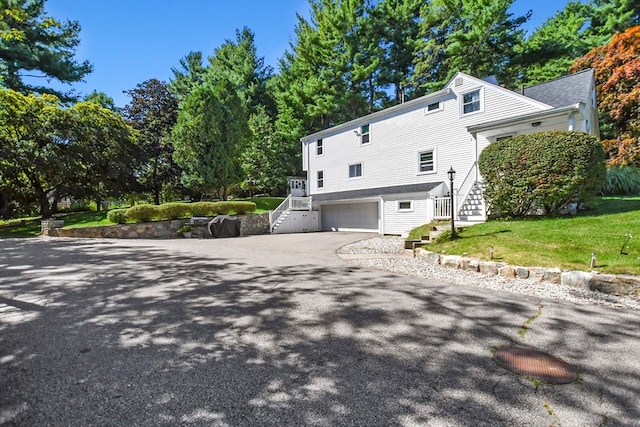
left=0, top=192, right=10, bottom=219
left=38, top=193, right=53, bottom=218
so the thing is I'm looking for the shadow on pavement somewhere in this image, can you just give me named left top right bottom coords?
left=1, top=237, right=639, bottom=426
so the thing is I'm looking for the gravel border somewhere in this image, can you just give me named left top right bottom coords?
left=337, top=236, right=640, bottom=311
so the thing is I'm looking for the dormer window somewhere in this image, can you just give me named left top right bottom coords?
left=360, top=124, right=370, bottom=145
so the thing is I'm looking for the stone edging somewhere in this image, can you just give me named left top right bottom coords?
left=414, top=248, right=640, bottom=298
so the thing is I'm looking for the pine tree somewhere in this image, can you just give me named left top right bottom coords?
left=0, top=0, right=92, bottom=100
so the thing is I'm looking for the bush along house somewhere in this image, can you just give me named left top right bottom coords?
left=270, top=69, right=599, bottom=235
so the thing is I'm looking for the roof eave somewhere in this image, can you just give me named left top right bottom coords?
left=467, top=103, right=584, bottom=133
left=300, top=88, right=452, bottom=143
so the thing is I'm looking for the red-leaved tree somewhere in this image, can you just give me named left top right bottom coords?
left=572, top=25, right=640, bottom=166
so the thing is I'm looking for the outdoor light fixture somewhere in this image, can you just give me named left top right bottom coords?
left=448, top=166, right=456, bottom=240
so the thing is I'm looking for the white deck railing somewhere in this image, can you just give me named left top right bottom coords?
left=433, top=197, right=452, bottom=220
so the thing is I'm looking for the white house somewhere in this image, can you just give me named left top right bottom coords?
left=270, top=69, right=599, bottom=235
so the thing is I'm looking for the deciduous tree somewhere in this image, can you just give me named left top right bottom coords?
left=572, top=25, right=640, bottom=166
left=0, top=89, right=135, bottom=217
left=123, top=79, right=180, bottom=204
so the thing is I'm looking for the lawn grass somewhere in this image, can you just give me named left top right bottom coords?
left=240, top=196, right=285, bottom=212
left=410, top=196, right=640, bottom=275
left=0, top=216, right=43, bottom=238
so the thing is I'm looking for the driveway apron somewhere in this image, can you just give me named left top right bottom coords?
left=1, top=233, right=639, bottom=426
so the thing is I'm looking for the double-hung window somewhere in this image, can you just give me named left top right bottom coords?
left=462, top=89, right=481, bottom=114
left=418, top=150, right=435, bottom=173
left=316, top=138, right=323, bottom=156
left=360, top=124, right=370, bottom=145
left=349, top=162, right=363, bottom=179
left=317, top=170, right=324, bottom=189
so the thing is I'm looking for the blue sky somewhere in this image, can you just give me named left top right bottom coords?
left=41, top=0, right=572, bottom=107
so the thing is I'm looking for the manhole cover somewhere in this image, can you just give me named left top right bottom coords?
left=493, top=346, right=578, bottom=384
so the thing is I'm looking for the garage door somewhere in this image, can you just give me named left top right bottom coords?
left=321, top=202, right=379, bottom=232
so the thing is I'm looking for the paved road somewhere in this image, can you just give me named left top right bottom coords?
left=1, top=233, right=639, bottom=426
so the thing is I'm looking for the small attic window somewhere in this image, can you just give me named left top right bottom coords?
left=425, top=101, right=442, bottom=114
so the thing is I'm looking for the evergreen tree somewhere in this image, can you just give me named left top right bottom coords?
left=413, top=0, right=529, bottom=92
left=169, top=51, right=205, bottom=103
left=520, top=0, right=640, bottom=85
left=373, top=0, right=423, bottom=105
left=172, top=80, right=249, bottom=200
left=0, top=0, right=92, bottom=100
left=206, top=27, right=274, bottom=116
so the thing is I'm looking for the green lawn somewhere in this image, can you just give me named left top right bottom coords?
left=410, top=196, right=640, bottom=275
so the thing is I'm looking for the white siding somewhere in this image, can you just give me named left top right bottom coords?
left=382, top=196, right=432, bottom=236
left=308, top=74, right=550, bottom=196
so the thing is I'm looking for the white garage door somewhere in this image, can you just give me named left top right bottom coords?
left=321, top=202, right=379, bottom=232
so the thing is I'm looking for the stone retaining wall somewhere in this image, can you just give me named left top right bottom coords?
left=43, top=213, right=270, bottom=239
left=415, top=248, right=640, bottom=298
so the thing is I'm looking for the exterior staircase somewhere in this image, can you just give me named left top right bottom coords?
left=457, top=181, right=486, bottom=222
left=270, top=195, right=317, bottom=234
left=271, top=210, right=291, bottom=233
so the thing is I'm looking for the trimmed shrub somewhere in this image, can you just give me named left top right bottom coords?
left=479, top=131, right=606, bottom=218
left=601, top=166, right=640, bottom=195
left=126, top=204, right=161, bottom=223
left=187, top=201, right=256, bottom=216
left=107, top=209, right=128, bottom=224
left=159, top=203, right=192, bottom=220
left=228, top=201, right=256, bottom=214
left=189, top=202, right=221, bottom=216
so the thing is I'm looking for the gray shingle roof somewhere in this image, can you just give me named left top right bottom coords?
left=313, top=182, right=444, bottom=202
left=523, top=69, right=594, bottom=108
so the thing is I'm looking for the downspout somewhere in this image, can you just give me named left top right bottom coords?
left=568, top=113, right=575, bottom=131
left=379, top=196, right=384, bottom=235
left=472, top=132, right=478, bottom=182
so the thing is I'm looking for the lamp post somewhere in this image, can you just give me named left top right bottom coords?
left=448, top=166, right=456, bottom=240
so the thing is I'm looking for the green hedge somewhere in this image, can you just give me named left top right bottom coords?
left=107, top=201, right=257, bottom=224
left=159, top=203, right=192, bottom=220
left=126, top=204, right=161, bottom=222
left=479, top=131, right=605, bottom=218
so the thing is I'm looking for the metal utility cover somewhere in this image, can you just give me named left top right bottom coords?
left=493, top=346, right=579, bottom=384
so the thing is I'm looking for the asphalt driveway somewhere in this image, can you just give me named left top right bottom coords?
left=1, top=233, right=639, bottom=426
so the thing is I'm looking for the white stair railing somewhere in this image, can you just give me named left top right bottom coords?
left=456, top=161, right=480, bottom=216
left=270, top=195, right=292, bottom=233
